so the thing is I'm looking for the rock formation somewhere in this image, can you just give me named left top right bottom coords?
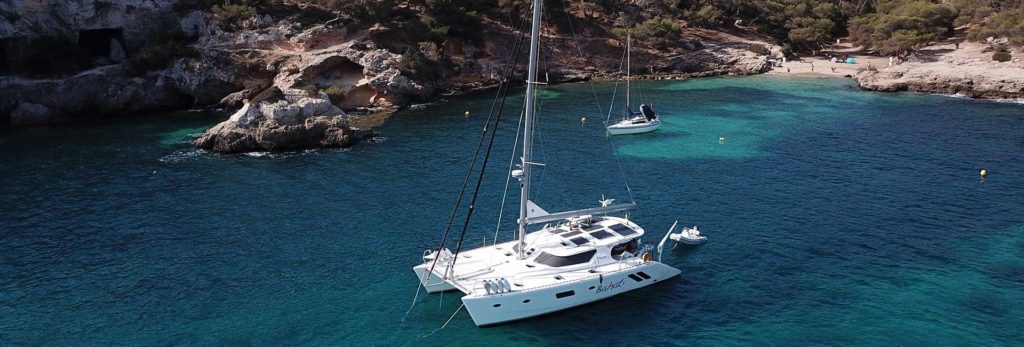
left=194, top=89, right=369, bottom=153
left=2, top=65, right=192, bottom=125
left=853, top=43, right=1024, bottom=99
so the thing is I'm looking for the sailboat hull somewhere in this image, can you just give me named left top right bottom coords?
left=607, top=119, right=661, bottom=135
left=461, top=261, right=680, bottom=326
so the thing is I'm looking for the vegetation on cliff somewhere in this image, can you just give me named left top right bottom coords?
left=15, top=0, right=1018, bottom=79
left=124, top=31, right=193, bottom=76
left=311, top=1, right=1021, bottom=56
left=672, top=0, right=1023, bottom=54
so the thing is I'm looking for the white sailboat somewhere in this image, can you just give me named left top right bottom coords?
left=413, top=1, right=680, bottom=327
left=607, top=33, right=662, bottom=135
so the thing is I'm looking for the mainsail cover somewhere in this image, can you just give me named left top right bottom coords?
left=523, top=202, right=637, bottom=225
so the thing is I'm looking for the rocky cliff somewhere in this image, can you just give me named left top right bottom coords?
left=0, top=1, right=779, bottom=129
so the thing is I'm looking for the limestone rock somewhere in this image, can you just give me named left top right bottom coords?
left=853, top=53, right=1024, bottom=99
left=165, top=54, right=247, bottom=106
left=10, top=103, right=57, bottom=125
left=261, top=100, right=302, bottom=125
left=0, top=65, right=191, bottom=124
left=195, top=93, right=361, bottom=153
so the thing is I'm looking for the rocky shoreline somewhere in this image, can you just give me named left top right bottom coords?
left=1, top=1, right=778, bottom=132
left=3, top=1, right=1022, bottom=154
left=851, top=41, right=1024, bottom=99
left=770, top=40, right=1024, bottom=100
left=847, top=42, right=1024, bottom=99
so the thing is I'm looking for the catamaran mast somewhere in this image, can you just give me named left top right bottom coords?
left=517, top=0, right=543, bottom=260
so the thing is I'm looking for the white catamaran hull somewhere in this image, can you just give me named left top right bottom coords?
left=460, top=262, right=680, bottom=326
left=413, top=265, right=460, bottom=293
left=607, top=120, right=660, bottom=135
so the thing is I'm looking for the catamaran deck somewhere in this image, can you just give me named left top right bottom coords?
left=418, top=216, right=650, bottom=296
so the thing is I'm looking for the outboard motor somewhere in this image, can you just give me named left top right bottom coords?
left=640, top=104, right=657, bottom=121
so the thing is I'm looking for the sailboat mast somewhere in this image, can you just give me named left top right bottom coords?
left=518, top=0, right=543, bottom=260
left=625, top=32, right=631, bottom=112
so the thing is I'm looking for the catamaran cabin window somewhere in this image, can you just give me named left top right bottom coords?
left=611, top=239, right=638, bottom=257
left=534, top=250, right=596, bottom=267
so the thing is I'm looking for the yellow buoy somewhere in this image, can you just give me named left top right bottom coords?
left=464, top=111, right=470, bottom=118
left=980, top=169, right=988, bottom=178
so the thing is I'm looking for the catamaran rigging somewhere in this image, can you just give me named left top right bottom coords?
left=412, top=0, right=682, bottom=327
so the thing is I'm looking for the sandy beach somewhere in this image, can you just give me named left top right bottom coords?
left=768, top=40, right=892, bottom=78
left=767, top=38, right=1024, bottom=99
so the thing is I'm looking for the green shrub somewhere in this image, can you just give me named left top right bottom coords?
left=423, top=0, right=483, bottom=42
left=124, top=31, right=191, bottom=76
left=297, top=85, right=319, bottom=98
left=173, top=0, right=219, bottom=14
left=611, top=20, right=680, bottom=49
left=966, top=10, right=1024, bottom=45
left=786, top=16, right=835, bottom=50
left=685, top=5, right=723, bottom=28
left=249, top=86, right=285, bottom=104
left=748, top=43, right=771, bottom=55
left=322, top=85, right=346, bottom=106
left=294, top=6, right=336, bottom=27
left=634, top=17, right=682, bottom=50
left=327, top=0, right=394, bottom=24
left=212, top=1, right=257, bottom=31
left=848, top=1, right=957, bottom=56
left=992, top=50, right=1012, bottom=62
left=399, top=44, right=445, bottom=86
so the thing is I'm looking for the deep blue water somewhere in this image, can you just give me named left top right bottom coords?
left=2, top=75, right=1023, bottom=345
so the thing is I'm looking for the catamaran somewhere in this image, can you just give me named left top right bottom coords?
left=412, top=0, right=681, bottom=327
left=607, top=33, right=661, bottom=135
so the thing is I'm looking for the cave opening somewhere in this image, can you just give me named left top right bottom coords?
left=77, top=28, right=124, bottom=58
left=0, top=40, right=9, bottom=75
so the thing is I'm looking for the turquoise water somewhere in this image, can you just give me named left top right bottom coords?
left=2, top=75, right=1023, bottom=345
